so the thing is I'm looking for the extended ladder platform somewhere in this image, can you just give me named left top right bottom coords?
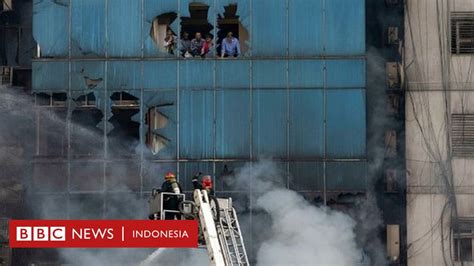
left=148, top=189, right=250, bottom=266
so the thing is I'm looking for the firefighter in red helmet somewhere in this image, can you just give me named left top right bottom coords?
left=160, top=172, right=183, bottom=220
left=192, top=172, right=214, bottom=196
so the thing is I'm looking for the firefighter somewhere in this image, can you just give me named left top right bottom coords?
left=160, top=172, right=183, bottom=220
left=192, top=172, right=214, bottom=196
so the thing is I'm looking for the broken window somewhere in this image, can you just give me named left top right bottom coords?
left=150, top=12, right=178, bottom=55
left=1, top=66, right=13, bottom=86
left=2, top=0, right=13, bottom=11
left=108, top=92, right=140, bottom=157
left=386, top=62, right=400, bottom=89
left=387, top=94, right=400, bottom=114
left=71, top=93, right=104, bottom=157
left=385, top=169, right=398, bottom=192
left=35, top=93, right=67, bottom=157
left=454, top=218, right=474, bottom=262
left=387, top=26, right=399, bottom=45
left=217, top=4, right=248, bottom=57
left=180, top=3, right=214, bottom=58
left=385, top=130, right=397, bottom=158
left=386, top=224, right=400, bottom=263
left=146, top=105, right=171, bottom=155
left=451, top=12, right=474, bottom=54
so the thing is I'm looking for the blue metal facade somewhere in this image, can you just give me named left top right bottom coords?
left=32, top=0, right=366, bottom=212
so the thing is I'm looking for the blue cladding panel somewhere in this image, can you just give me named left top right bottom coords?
left=33, top=0, right=69, bottom=57
left=252, top=60, right=286, bottom=89
left=289, top=89, right=324, bottom=157
left=71, top=61, right=105, bottom=90
left=143, top=61, right=177, bottom=90
left=179, top=89, right=213, bottom=159
left=326, top=60, right=366, bottom=88
left=253, top=90, right=287, bottom=158
left=216, top=61, right=250, bottom=89
left=289, top=60, right=324, bottom=88
left=289, top=0, right=323, bottom=56
left=326, top=89, right=366, bottom=158
left=107, top=61, right=142, bottom=90
left=179, top=61, right=214, bottom=89
left=325, top=0, right=365, bottom=55
left=107, top=0, right=141, bottom=57
left=289, top=162, right=324, bottom=191
left=252, top=0, right=287, bottom=56
left=326, top=162, right=367, bottom=190
left=71, top=0, right=105, bottom=57
left=32, top=62, right=68, bottom=91
left=216, top=89, right=250, bottom=158
left=143, top=0, right=178, bottom=57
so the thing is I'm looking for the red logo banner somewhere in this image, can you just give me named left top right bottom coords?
left=8, top=220, right=198, bottom=248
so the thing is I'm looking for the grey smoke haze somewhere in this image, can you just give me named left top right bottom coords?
left=1, top=88, right=380, bottom=265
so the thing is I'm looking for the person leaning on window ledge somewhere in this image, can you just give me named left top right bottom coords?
left=221, top=31, right=241, bottom=58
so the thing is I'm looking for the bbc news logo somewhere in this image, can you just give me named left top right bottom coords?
left=16, top=226, right=66, bottom=241
left=9, top=220, right=198, bottom=248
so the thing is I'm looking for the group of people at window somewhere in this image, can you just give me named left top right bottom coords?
left=164, top=29, right=241, bottom=58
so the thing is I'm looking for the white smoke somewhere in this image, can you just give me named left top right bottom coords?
left=232, top=160, right=362, bottom=266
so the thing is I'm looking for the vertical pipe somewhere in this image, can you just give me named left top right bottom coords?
left=139, top=0, right=144, bottom=196
left=322, top=0, right=327, bottom=205
left=66, top=0, right=72, bottom=219
left=286, top=0, right=290, bottom=189
left=103, top=0, right=109, bottom=218
left=177, top=0, right=181, bottom=183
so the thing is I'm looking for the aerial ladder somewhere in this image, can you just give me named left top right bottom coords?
left=148, top=189, right=250, bottom=266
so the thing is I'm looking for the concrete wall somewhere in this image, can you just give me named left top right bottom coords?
left=405, top=0, right=474, bottom=265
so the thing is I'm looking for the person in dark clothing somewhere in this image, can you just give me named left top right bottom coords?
left=160, top=172, right=183, bottom=220
left=191, top=32, right=205, bottom=57
left=192, top=172, right=214, bottom=196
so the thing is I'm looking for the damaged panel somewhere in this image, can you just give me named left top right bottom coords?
left=32, top=61, right=68, bottom=91
left=143, top=0, right=178, bottom=57
left=326, top=59, right=366, bottom=88
left=326, top=89, right=366, bottom=158
left=289, top=60, right=324, bottom=88
left=179, top=89, right=214, bottom=159
left=252, top=60, right=286, bottom=89
left=33, top=0, right=69, bottom=57
left=289, top=162, right=324, bottom=191
left=216, top=60, right=250, bottom=89
left=216, top=89, right=250, bottom=158
left=107, top=0, right=141, bottom=57
left=217, top=0, right=251, bottom=56
left=107, top=91, right=140, bottom=157
left=252, top=89, right=287, bottom=158
left=324, top=0, right=365, bottom=55
left=143, top=61, right=177, bottom=90
left=70, top=95, right=105, bottom=157
left=107, top=61, right=142, bottom=90
left=289, top=0, right=323, bottom=56
left=180, top=0, right=215, bottom=22
left=252, top=0, right=287, bottom=56
left=179, top=60, right=213, bottom=89
left=144, top=90, right=177, bottom=159
left=71, top=61, right=105, bottom=91
left=71, top=0, right=105, bottom=57
left=326, top=162, right=367, bottom=191
left=289, top=89, right=324, bottom=158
